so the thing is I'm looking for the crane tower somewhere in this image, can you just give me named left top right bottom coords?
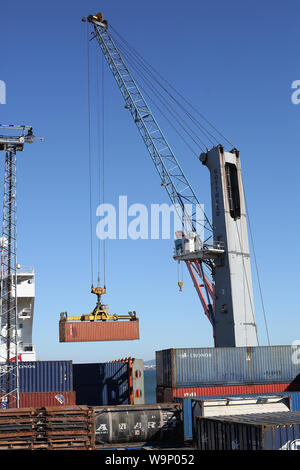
left=84, top=13, right=259, bottom=348
left=0, top=125, right=40, bottom=408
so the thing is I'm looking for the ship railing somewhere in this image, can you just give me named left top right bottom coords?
left=16, top=266, right=35, bottom=275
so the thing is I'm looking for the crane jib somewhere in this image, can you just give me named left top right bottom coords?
left=91, top=20, right=211, bottom=236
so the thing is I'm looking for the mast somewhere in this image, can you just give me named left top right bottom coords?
left=0, top=125, right=41, bottom=408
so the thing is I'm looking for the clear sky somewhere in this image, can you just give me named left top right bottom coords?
left=1, top=0, right=299, bottom=363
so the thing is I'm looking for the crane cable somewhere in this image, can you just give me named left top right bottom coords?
left=245, top=196, right=271, bottom=346
left=114, top=40, right=208, bottom=153
left=94, top=44, right=107, bottom=288
left=115, top=38, right=217, bottom=148
left=110, top=24, right=233, bottom=148
left=87, top=23, right=94, bottom=288
left=100, top=52, right=106, bottom=287
left=110, top=38, right=213, bottom=236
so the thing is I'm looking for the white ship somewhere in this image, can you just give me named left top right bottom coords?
left=15, top=266, right=36, bottom=361
left=0, top=265, right=36, bottom=362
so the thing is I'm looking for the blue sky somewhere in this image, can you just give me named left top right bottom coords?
left=1, top=0, right=299, bottom=362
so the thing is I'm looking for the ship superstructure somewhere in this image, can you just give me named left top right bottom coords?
left=0, top=264, right=36, bottom=362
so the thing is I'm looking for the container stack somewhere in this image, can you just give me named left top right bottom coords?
left=156, top=345, right=300, bottom=402
left=0, top=361, right=76, bottom=408
left=73, top=358, right=144, bottom=406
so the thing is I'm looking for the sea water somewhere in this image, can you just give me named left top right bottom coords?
left=144, top=369, right=156, bottom=404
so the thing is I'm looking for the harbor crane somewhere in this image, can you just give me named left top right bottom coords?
left=76, top=12, right=259, bottom=347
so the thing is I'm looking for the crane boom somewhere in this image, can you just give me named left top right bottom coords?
left=86, top=14, right=211, bottom=237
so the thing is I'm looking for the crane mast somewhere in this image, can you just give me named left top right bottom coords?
left=0, top=125, right=41, bottom=408
left=85, top=13, right=259, bottom=347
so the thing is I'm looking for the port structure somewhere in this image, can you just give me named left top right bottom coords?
left=84, top=13, right=259, bottom=347
left=0, top=125, right=42, bottom=408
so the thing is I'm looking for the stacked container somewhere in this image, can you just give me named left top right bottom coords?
left=156, top=345, right=300, bottom=402
left=73, top=358, right=144, bottom=406
left=195, top=410, right=300, bottom=450
left=175, top=393, right=300, bottom=441
left=0, top=360, right=76, bottom=408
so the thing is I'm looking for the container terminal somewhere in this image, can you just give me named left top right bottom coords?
left=0, top=11, right=299, bottom=451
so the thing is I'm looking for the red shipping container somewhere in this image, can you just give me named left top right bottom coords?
left=156, top=383, right=300, bottom=403
left=0, top=391, right=76, bottom=408
left=59, top=320, right=140, bottom=342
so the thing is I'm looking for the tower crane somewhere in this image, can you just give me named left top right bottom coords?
left=80, top=12, right=259, bottom=348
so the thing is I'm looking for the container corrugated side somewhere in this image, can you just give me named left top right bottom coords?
left=156, top=345, right=300, bottom=387
left=59, top=320, right=140, bottom=342
left=155, top=349, right=174, bottom=388
left=156, top=382, right=300, bottom=402
left=73, top=361, right=130, bottom=406
left=0, top=361, right=73, bottom=393
left=17, top=391, right=76, bottom=407
left=195, top=411, right=300, bottom=450
left=175, top=393, right=298, bottom=440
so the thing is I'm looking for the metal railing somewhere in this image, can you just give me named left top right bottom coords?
left=16, top=266, right=34, bottom=275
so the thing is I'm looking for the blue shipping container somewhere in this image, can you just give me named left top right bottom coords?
left=156, top=345, right=300, bottom=387
left=0, top=361, right=73, bottom=393
left=196, top=411, right=300, bottom=450
left=73, top=362, right=130, bottom=406
left=175, top=392, right=300, bottom=441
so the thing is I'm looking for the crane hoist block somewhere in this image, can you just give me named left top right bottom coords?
left=59, top=319, right=140, bottom=343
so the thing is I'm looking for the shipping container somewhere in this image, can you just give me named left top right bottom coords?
left=195, top=410, right=300, bottom=450
left=156, top=345, right=300, bottom=388
left=156, top=382, right=300, bottom=403
left=73, top=359, right=144, bottom=406
left=14, top=391, right=76, bottom=408
left=175, top=394, right=298, bottom=441
left=59, top=320, right=140, bottom=342
left=93, top=403, right=183, bottom=446
left=0, top=361, right=73, bottom=393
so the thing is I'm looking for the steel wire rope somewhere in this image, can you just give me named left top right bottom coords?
left=94, top=49, right=107, bottom=289
left=114, top=40, right=203, bottom=153
left=234, top=221, right=259, bottom=346
left=114, top=41, right=213, bottom=236
left=244, top=193, right=271, bottom=346
left=104, top=32, right=213, bottom=234
left=114, top=40, right=208, bottom=153
left=101, top=53, right=106, bottom=288
left=87, top=24, right=94, bottom=287
left=113, top=37, right=216, bottom=149
left=96, top=51, right=101, bottom=287
left=110, top=25, right=232, bottom=148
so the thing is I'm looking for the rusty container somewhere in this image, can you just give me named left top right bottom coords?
left=59, top=319, right=140, bottom=342
left=19, top=391, right=76, bottom=407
